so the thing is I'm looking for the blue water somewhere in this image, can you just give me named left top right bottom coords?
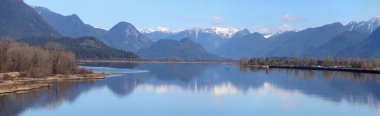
left=1, top=63, right=380, bottom=116
left=80, top=66, right=148, bottom=74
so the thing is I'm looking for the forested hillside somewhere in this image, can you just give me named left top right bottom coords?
left=17, top=37, right=139, bottom=59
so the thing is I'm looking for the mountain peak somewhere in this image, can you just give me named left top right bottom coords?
left=111, top=22, right=136, bottom=30
left=187, top=26, right=242, bottom=39
left=231, top=28, right=251, bottom=39
left=33, top=6, right=83, bottom=24
left=328, top=22, right=344, bottom=27
left=109, top=22, right=139, bottom=34
left=209, top=26, right=242, bottom=38
left=237, top=28, right=251, bottom=35
left=369, top=16, right=380, bottom=23
left=70, top=14, right=80, bottom=19
left=345, top=16, right=380, bottom=33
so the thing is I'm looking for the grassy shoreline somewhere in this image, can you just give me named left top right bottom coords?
left=0, top=72, right=108, bottom=95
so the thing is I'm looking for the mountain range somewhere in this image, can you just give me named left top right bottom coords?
left=212, top=18, right=380, bottom=59
left=138, top=38, right=219, bottom=59
left=214, top=18, right=380, bottom=59
left=141, top=17, right=380, bottom=59
left=141, top=27, right=250, bottom=52
left=3, top=0, right=380, bottom=60
left=33, top=6, right=217, bottom=58
left=31, top=5, right=380, bottom=59
left=0, top=0, right=138, bottom=59
left=33, top=6, right=152, bottom=52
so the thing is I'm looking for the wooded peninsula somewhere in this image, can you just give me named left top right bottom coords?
left=0, top=39, right=106, bottom=95
left=240, top=57, right=380, bottom=73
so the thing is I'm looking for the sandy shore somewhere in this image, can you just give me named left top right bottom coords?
left=0, top=72, right=108, bottom=95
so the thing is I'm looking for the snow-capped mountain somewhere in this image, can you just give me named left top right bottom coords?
left=141, top=26, right=247, bottom=52
left=141, top=27, right=180, bottom=41
left=184, top=27, right=243, bottom=39
left=345, top=16, right=380, bottom=33
left=165, top=27, right=247, bottom=52
left=142, top=26, right=244, bottom=39
left=141, top=27, right=181, bottom=34
left=202, top=27, right=242, bottom=38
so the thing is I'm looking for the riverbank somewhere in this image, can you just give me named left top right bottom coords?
left=0, top=72, right=108, bottom=95
left=242, top=65, right=380, bottom=74
left=269, top=65, right=380, bottom=74
left=240, top=57, right=380, bottom=74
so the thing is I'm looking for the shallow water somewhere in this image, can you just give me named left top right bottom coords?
left=2, top=63, right=380, bottom=116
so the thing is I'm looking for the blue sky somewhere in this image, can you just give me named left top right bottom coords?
left=25, top=0, right=380, bottom=33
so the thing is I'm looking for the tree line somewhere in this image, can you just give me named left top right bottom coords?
left=0, top=39, right=82, bottom=78
left=240, top=57, right=380, bottom=70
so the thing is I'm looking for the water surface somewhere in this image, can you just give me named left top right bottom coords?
left=1, top=63, right=380, bottom=116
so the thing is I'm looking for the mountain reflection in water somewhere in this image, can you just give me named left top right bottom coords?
left=2, top=63, right=380, bottom=116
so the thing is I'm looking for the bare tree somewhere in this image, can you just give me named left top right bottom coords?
left=0, top=40, right=80, bottom=78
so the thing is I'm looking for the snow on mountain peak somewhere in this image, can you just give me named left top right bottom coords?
left=141, top=27, right=182, bottom=33
left=142, top=26, right=243, bottom=39
left=189, top=26, right=242, bottom=38
left=263, top=34, right=274, bottom=38
left=346, top=16, right=380, bottom=33
left=140, top=28, right=155, bottom=33
left=209, top=26, right=241, bottom=38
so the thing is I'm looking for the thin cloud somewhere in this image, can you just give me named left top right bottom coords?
left=280, top=14, right=305, bottom=22
left=179, top=16, right=225, bottom=25
left=254, top=25, right=271, bottom=34
left=141, top=27, right=183, bottom=33
left=275, top=24, right=300, bottom=32
left=209, top=16, right=224, bottom=25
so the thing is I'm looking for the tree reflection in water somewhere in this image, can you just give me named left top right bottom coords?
left=2, top=63, right=380, bottom=116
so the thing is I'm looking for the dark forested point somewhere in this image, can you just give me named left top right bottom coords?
left=240, top=57, right=380, bottom=71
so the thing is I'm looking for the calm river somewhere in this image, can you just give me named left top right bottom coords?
left=2, top=63, right=380, bottom=116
